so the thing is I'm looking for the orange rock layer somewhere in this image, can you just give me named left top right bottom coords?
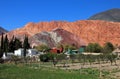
left=6, top=20, right=120, bottom=46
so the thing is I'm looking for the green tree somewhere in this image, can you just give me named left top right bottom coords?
left=23, top=35, right=30, bottom=57
left=102, top=42, right=115, bottom=54
left=4, top=35, right=9, bottom=56
left=94, top=43, right=102, bottom=53
left=0, top=33, right=4, bottom=58
left=85, top=43, right=102, bottom=53
left=8, top=36, right=22, bottom=52
left=85, top=43, right=94, bottom=52
left=14, top=37, right=22, bottom=50
left=8, top=36, right=15, bottom=52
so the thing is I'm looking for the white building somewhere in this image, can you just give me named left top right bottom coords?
left=2, top=53, right=14, bottom=60
left=14, top=48, right=39, bottom=57
left=14, top=48, right=24, bottom=57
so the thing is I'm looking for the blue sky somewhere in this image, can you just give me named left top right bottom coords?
left=0, top=0, right=120, bottom=31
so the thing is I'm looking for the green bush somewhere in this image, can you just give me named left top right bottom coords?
left=39, top=54, right=50, bottom=62
left=102, top=42, right=115, bottom=54
left=39, top=53, right=57, bottom=62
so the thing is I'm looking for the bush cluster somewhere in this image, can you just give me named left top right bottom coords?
left=39, top=53, right=57, bottom=62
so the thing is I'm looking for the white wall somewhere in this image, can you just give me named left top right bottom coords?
left=14, top=48, right=24, bottom=57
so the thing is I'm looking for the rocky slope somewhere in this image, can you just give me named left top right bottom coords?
left=88, top=8, right=120, bottom=22
left=29, top=28, right=86, bottom=47
left=6, top=20, right=120, bottom=46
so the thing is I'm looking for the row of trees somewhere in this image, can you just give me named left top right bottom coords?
left=85, top=42, right=115, bottom=54
left=35, top=44, right=77, bottom=52
left=39, top=52, right=117, bottom=67
left=35, top=42, right=115, bottom=53
left=38, top=42, right=117, bottom=68
left=0, top=33, right=30, bottom=58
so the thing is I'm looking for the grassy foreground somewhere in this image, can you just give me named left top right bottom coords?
left=0, top=64, right=101, bottom=79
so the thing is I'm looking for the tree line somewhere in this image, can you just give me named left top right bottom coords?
left=35, top=42, right=115, bottom=54
left=0, top=33, right=30, bottom=58
left=85, top=42, right=115, bottom=54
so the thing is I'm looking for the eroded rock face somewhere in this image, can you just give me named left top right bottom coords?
left=29, top=28, right=86, bottom=48
left=5, top=20, right=120, bottom=46
left=29, top=31, right=56, bottom=48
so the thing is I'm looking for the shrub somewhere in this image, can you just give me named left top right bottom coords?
left=39, top=54, right=50, bottom=62
left=39, top=53, right=57, bottom=62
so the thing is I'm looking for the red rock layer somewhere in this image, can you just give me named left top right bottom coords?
left=6, top=20, right=120, bottom=45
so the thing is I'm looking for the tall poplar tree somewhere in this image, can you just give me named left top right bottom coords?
left=23, top=35, right=30, bottom=57
left=0, top=33, right=4, bottom=58
left=8, top=36, right=15, bottom=52
left=4, top=35, right=9, bottom=56
left=14, top=37, right=22, bottom=50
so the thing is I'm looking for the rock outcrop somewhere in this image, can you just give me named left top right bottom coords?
left=5, top=20, right=120, bottom=46
left=29, top=28, right=86, bottom=47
